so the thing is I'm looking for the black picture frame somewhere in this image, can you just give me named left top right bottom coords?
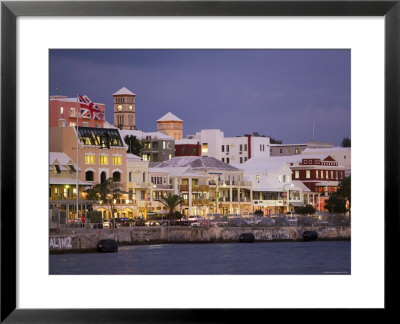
left=1, top=0, right=398, bottom=322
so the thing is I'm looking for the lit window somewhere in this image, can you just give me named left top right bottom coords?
left=326, top=171, right=329, bottom=179
left=60, top=106, right=64, bottom=114
left=336, top=171, right=338, bottom=179
left=202, top=143, right=208, bottom=153
left=85, top=154, right=95, bottom=164
left=112, top=156, right=122, bottom=165
left=53, top=165, right=61, bottom=174
left=99, top=155, right=108, bottom=165
left=168, top=154, right=172, bottom=159
left=163, top=141, right=166, bottom=149
left=69, top=122, right=76, bottom=127
left=295, top=171, right=299, bottom=179
left=316, top=170, right=319, bottom=178
left=331, top=171, right=334, bottom=179
left=295, top=148, right=299, bottom=154
left=306, top=170, right=311, bottom=179
left=70, top=107, right=76, bottom=117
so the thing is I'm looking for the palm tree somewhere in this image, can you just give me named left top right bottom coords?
left=85, top=178, right=125, bottom=227
left=156, top=193, right=185, bottom=220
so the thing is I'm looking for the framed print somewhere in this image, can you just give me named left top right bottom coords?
left=1, top=0, right=399, bottom=322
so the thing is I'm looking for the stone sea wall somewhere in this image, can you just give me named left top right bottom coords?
left=49, top=226, right=351, bottom=253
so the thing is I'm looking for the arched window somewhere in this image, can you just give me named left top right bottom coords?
left=85, top=170, right=94, bottom=181
left=101, top=171, right=106, bottom=183
left=113, top=171, right=121, bottom=182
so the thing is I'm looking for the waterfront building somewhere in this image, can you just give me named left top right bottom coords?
left=242, top=153, right=347, bottom=211
left=156, top=112, right=183, bottom=140
left=153, top=156, right=253, bottom=216
left=124, top=153, right=152, bottom=218
left=234, top=157, right=312, bottom=215
left=49, top=126, right=128, bottom=192
left=49, top=95, right=105, bottom=128
left=270, top=141, right=334, bottom=157
left=175, top=129, right=270, bottom=164
left=113, top=87, right=136, bottom=130
left=286, top=155, right=347, bottom=211
left=49, top=152, right=94, bottom=224
left=120, top=129, right=175, bottom=162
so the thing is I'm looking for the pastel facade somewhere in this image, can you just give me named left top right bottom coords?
left=125, top=154, right=152, bottom=218
left=49, top=126, right=128, bottom=191
left=235, top=157, right=313, bottom=215
left=153, top=156, right=253, bottom=216
left=49, top=95, right=105, bottom=128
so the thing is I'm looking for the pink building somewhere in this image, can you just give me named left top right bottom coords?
left=49, top=95, right=105, bottom=128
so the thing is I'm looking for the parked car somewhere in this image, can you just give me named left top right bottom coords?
left=102, top=219, right=112, bottom=228
left=190, top=221, right=201, bottom=227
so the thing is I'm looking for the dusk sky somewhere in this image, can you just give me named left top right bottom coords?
left=49, top=49, right=350, bottom=146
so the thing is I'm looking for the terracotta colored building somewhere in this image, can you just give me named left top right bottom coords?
left=49, top=95, right=105, bottom=128
left=156, top=112, right=183, bottom=140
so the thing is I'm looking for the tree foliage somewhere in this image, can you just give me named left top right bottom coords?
left=294, top=204, right=316, bottom=215
left=85, top=178, right=124, bottom=223
left=86, top=211, right=102, bottom=223
left=124, top=135, right=143, bottom=156
left=324, top=176, right=351, bottom=213
left=156, top=193, right=185, bottom=219
left=341, top=137, right=351, bottom=147
left=269, top=136, right=283, bottom=144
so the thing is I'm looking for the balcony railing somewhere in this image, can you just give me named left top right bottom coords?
left=152, top=184, right=173, bottom=190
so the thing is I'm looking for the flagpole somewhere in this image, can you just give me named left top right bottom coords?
left=76, top=94, right=79, bottom=225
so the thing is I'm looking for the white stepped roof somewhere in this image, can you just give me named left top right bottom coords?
left=112, top=87, right=136, bottom=96
left=157, top=112, right=183, bottom=122
left=120, top=129, right=174, bottom=141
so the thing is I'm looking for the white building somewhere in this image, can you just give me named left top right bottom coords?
left=233, top=157, right=312, bottom=215
left=176, top=129, right=270, bottom=164
left=302, top=147, right=351, bottom=174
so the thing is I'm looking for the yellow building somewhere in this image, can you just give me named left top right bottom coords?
left=156, top=112, right=183, bottom=140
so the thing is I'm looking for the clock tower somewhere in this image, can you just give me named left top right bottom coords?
left=113, top=87, right=136, bottom=130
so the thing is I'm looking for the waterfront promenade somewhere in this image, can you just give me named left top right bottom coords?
left=49, top=225, right=350, bottom=253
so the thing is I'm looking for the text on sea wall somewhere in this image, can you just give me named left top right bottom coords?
left=49, top=237, right=72, bottom=249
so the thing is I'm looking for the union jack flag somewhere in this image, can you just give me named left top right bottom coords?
left=78, top=94, right=105, bottom=120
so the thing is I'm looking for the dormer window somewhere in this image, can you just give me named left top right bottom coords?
left=53, top=165, right=61, bottom=174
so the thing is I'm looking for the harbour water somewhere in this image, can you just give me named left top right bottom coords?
left=49, top=241, right=350, bottom=275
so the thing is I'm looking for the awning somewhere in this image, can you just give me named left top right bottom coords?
left=289, top=202, right=304, bottom=207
